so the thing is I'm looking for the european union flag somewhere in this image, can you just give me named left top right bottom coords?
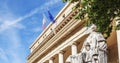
left=47, top=10, right=55, bottom=23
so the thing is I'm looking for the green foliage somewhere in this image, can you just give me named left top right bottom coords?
left=62, top=0, right=120, bottom=38
left=116, top=21, right=120, bottom=30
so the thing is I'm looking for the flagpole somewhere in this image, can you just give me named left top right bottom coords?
left=46, top=8, right=56, bottom=34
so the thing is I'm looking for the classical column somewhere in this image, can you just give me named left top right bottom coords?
left=69, top=43, right=78, bottom=63
left=66, top=43, right=78, bottom=63
left=58, top=51, right=64, bottom=63
left=71, top=43, right=77, bottom=55
left=49, top=58, right=54, bottom=63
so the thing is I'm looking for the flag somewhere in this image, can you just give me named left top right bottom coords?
left=42, top=14, right=47, bottom=30
left=47, top=10, right=55, bottom=23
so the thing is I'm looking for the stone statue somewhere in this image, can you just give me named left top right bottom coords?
left=66, top=24, right=107, bottom=63
left=66, top=54, right=83, bottom=63
left=85, top=31, right=107, bottom=63
left=82, top=24, right=107, bottom=63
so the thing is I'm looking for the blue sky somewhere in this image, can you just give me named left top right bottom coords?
left=0, top=0, right=65, bottom=63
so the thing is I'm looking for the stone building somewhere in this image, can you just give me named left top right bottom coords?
left=27, top=2, right=119, bottom=63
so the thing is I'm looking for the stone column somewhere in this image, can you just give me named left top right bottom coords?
left=58, top=51, right=64, bottom=63
left=71, top=43, right=77, bottom=55
left=70, top=43, right=78, bottom=63
left=49, top=58, right=54, bottom=63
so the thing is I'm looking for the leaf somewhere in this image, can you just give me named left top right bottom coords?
left=62, top=0, right=120, bottom=38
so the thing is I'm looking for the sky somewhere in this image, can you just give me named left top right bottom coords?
left=0, top=0, right=65, bottom=63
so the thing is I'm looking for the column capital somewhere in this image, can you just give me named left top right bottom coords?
left=49, top=58, right=54, bottom=63
left=49, top=57, right=55, bottom=60
left=59, top=51, right=65, bottom=54
left=72, top=42, right=78, bottom=46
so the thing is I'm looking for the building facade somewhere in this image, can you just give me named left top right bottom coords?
left=27, top=2, right=119, bottom=63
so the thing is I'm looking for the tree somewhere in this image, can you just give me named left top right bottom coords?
left=62, top=0, right=120, bottom=38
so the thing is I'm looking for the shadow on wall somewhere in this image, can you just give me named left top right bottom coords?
left=107, top=31, right=119, bottom=63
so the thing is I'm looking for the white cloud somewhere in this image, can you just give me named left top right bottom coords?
left=8, top=51, right=24, bottom=63
left=13, top=23, right=26, bottom=29
left=44, top=0, right=61, bottom=7
left=0, top=28, right=25, bottom=63
left=0, top=0, right=61, bottom=32
left=0, top=0, right=62, bottom=63
left=32, top=27, right=42, bottom=32
left=0, top=48, right=9, bottom=63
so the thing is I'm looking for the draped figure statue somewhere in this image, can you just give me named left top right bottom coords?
left=66, top=24, right=107, bottom=63
left=83, top=31, right=107, bottom=63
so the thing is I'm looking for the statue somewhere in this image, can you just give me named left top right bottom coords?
left=66, top=24, right=107, bottom=63
left=85, top=43, right=92, bottom=63
left=84, top=31, right=107, bottom=63
left=66, top=54, right=83, bottom=63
